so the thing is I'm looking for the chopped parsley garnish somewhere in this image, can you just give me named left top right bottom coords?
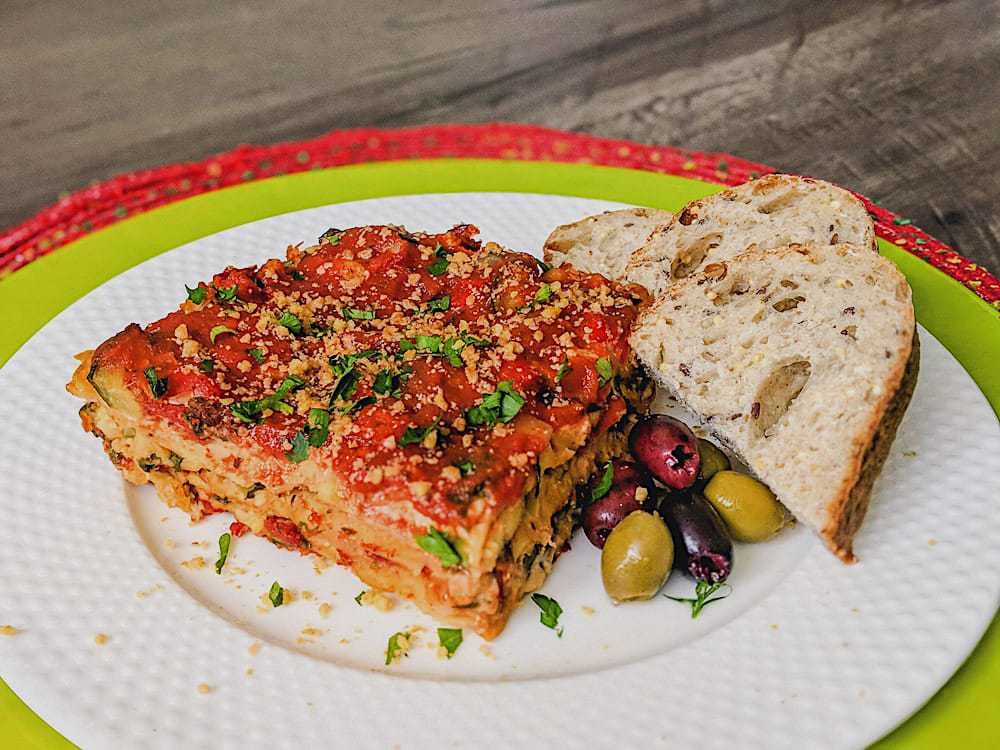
left=277, top=311, right=303, bottom=335
left=460, top=333, right=492, bottom=348
left=534, top=257, right=552, bottom=273
left=372, top=369, right=393, bottom=395
left=437, top=627, right=463, bottom=658
left=427, top=244, right=449, bottom=276
left=415, top=334, right=441, bottom=353
left=555, top=357, right=571, bottom=383
left=534, top=283, right=553, bottom=303
left=185, top=284, right=206, bottom=304
left=306, top=408, right=330, bottom=447
left=329, top=368, right=359, bottom=404
left=399, top=417, right=440, bottom=447
left=415, top=527, right=461, bottom=567
left=248, top=347, right=265, bottom=363
left=286, top=431, right=310, bottom=463
left=199, top=358, right=215, bottom=373
left=209, top=325, right=236, bottom=343
left=354, top=591, right=365, bottom=605
left=591, top=463, right=614, bottom=502
left=664, top=581, right=731, bottom=618
left=372, top=367, right=411, bottom=397
left=214, top=532, right=231, bottom=575
left=168, top=452, right=183, bottom=471
left=342, top=307, right=376, bottom=321
left=328, top=349, right=380, bottom=408
left=595, top=357, right=614, bottom=386
left=465, top=380, right=525, bottom=427
left=288, top=270, right=305, bottom=281
left=319, top=227, right=342, bottom=244
left=231, top=376, right=305, bottom=424
left=329, top=349, right=380, bottom=376
left=531, top=593, right=564, bottom=636
left=214, top=284, right=238, bottom=303
left=442, top=337, right=463, bottom=367
left=268, top=581, right=284, bottom=607
left=385, top=631, right=407, bottom=665
left=337, top=395, right=376, bottom=415
left=454, top=459, right=475, bottom=476
left=143, top=367, right=167, bottom=399
left=422, top=295, right=451, bottom=314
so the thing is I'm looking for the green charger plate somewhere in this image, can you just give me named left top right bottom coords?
left=1, top=159, right=997, bottom=748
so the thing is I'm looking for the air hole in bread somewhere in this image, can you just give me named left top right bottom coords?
left=756, top=191, right=799, bottom=214
left=754, top=360, right=811, bottom=437
left=671, top=233, right=723, bottom=279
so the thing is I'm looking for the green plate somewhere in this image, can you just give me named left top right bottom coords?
left=1, top=159, right=997, bottom=748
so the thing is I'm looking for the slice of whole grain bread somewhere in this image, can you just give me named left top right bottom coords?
left=629, top=242, right=917, bottom=561
left=624, top=174, right=876, bottom=297
left=543, top=207, right=672, bottom=281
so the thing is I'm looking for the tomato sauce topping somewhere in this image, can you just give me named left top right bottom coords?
left=97, top=225, right=646, bottom=528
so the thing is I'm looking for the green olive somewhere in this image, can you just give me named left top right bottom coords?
left=697, top=438, right=730, bottom=481
left=703, top=470, right=790, bottom=542
left=600, top=510, right=674, bottom=603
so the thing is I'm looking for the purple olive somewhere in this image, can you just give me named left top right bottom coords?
left=658, top=491, right=732, bottom=583
left=629, top=415, right=701, bottom=490
left=583, top=460, right=652, bottom=548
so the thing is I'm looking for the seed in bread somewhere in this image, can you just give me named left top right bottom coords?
left=543, top=207, right=672, bottom=281
left=625, top=174, right=876, bottom=297
left=629, top=242, right=917, bottom=562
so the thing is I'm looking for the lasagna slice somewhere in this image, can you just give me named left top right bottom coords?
left=68, top=225, right=653, bottom=639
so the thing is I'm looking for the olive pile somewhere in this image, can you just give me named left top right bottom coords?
left=585, top=414, right=790, bottom=603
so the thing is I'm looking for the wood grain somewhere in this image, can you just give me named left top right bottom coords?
left=1, top=0, right=998, bottom=270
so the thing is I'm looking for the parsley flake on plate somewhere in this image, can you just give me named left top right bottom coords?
left=385, top=631, right=409, bottom=665
left=454, top=459, right=475, bottom=476
left=143, top=367, right=167, bottom=399
left=531, top=593, right=564, bottom=636
left=214, top=532, right=231, bottom=575
left=415, top=527, right=461, bottom=567
left=437, top=628, right=463, bottom=658
left=664, top=581, right=731, bottom=618
left=268, top=581, right=284, bottom=607
left=248, top=347, right=265, bottom=363
left=198, top=358, right=215, bottom=373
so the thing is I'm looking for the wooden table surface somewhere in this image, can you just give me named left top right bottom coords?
left=3, top=0, right=998, bottom=271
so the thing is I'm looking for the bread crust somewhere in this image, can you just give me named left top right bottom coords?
left=822, top=331, right=920, bottom=561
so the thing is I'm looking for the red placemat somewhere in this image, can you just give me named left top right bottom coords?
left=2, top=123, right=997, bottom=307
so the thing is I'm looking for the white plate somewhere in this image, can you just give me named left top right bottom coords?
left=1, top=193, right=998, bottom=750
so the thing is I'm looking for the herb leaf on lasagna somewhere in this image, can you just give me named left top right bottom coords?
left=415, top=527, right=461, bottom=567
